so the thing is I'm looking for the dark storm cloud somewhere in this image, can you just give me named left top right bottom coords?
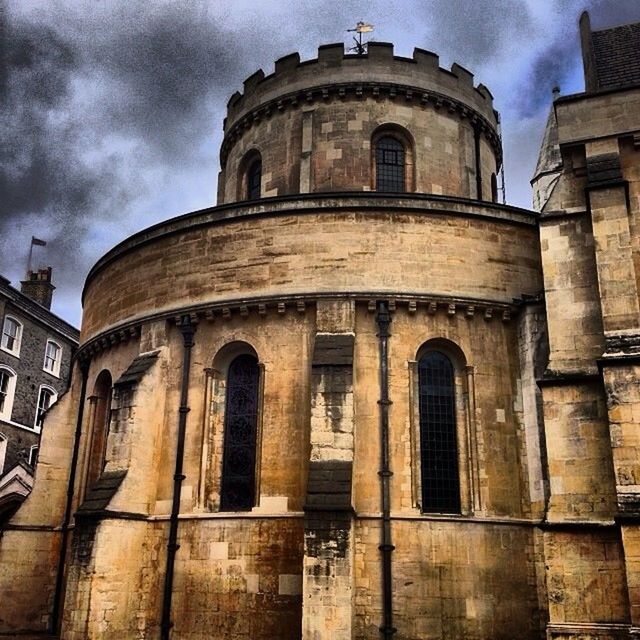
left=0, top=3, right=258, bottom=293
left=426, top=0, right=533, bottom=67
left=513, top=0, right=640, bottom=118
left=0, top=17, right=118, bottom=292
left=89, top=9, right=240, bottom=160
left=517, top=40, right=577, bottom=117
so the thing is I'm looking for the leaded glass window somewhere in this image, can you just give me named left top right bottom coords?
left=220, top=354, right=260, bottom=511
left=375, top=136, right=405, bottom=192
left=247, top=160, right=262, bottom=200
left=418, top=351, right=460, bottom=513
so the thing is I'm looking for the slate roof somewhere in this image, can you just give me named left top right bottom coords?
left=592, top=22, right=640, bottom=90
left=76, top=469, right=127, bottom=514
left=114, top=350, right=159, bottom=387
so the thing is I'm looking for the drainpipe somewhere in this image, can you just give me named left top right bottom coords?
left=376, top=301, right=396, bottom=639
left=51, top=358, right=90, bottom=634
left=474, top=121, right=483, bottom=200
left=161, top=315, right=196, bottom=639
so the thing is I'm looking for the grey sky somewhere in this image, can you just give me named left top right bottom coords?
left=2, top=0, right=639, bottom=327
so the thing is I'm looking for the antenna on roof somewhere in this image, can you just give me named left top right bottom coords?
left=347, top=21, right=374, bottom=55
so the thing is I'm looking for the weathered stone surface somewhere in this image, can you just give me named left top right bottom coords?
left=3, top=14, right=640, bottom=640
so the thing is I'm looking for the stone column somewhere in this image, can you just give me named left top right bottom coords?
left=586, top=142, right=640, bottom=635
left=303, top=300, right=355, bottom=640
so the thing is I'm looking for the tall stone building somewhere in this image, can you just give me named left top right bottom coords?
left=0, top=11, right=639, bottom=640
left=0, top=269, right=79, bottom=520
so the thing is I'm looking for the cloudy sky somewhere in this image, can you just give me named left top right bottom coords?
left=2, top=0, right=640, bottom=327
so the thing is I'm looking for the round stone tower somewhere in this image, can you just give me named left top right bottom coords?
left=218, top=42, right=501, bottom=203
left=0, top=43, right=548, bottom=640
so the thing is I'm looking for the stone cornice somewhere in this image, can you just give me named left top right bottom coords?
left=75, top=292, right=524, bottom=365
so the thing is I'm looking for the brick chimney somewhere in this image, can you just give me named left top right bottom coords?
left=21, top=268, right=55, bottom=310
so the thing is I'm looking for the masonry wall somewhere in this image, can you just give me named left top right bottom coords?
left=0, top=302, right=75, bottom=472
left=220, top=95, right=498, bottom=202
left=81, top=199, right=540, bottom=342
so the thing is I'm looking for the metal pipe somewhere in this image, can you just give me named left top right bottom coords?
left=161, top=315, right=196, bottom=639
left=474, top=122, right=483, bottom=200
left=376, top=301, right=396, bottom=639
left=51, top=358, right=90, bottom=634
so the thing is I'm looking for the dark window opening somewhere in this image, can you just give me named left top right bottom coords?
left=87, top=370, right=112, bottom=490
left=375, top=136, right=405, bottom=192
left=491, top=172, right=498, bottom=203
left=418, top=351, right=460, bottom=514
left=247, top=160, right=262, bottom=200
left=220, top=354, right=260, bottom=511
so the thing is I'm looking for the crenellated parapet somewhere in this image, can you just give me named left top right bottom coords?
left=220, top=42, right=500, bottom=168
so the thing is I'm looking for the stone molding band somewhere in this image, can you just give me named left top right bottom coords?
left=75, top=291, right=524, bottom=365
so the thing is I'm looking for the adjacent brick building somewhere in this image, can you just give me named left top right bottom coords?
left=0, top=269, right=79, bottom=518
left=1, top=10, right=640, bottom=640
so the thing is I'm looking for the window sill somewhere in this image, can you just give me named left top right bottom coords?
left=0, top=417, right=40, bottom=434
left=42, top=368, right=60, bottom=379
left=0, top=346, right=20, bottom=359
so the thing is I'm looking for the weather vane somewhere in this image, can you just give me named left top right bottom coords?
left=347, top=21, right=374, bottom=55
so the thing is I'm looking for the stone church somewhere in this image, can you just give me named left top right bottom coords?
left=1, top=10, right=640, bottom=640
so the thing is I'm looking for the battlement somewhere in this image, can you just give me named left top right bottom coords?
left=224, top=42, right=498, bottom=134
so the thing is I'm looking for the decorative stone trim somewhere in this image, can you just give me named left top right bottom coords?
left=537, top=369, right=601, bottom=387
left=76, top=293, right=521, bottom=365
left=546, top=622, right=630, bottom=640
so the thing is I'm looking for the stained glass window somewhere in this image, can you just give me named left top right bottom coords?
left=220, top=354, right=260, bottom=511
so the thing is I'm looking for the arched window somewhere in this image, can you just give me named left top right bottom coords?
left=247, top=158, right=262, bottom=200
left=220, top=353, right=260, bottom=511
left=238, top=150, right=262, bottom=201
left=1, top=316, right=23, bottom=357
left=375, top=136, right=405, bottom=192
left=85, top=370, right=113, bottom=491
left=418, top=351, right=461, bottom=514
left=0, top=367, right=16, bottom=422
left=34, top=385, right=57, bottom=430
